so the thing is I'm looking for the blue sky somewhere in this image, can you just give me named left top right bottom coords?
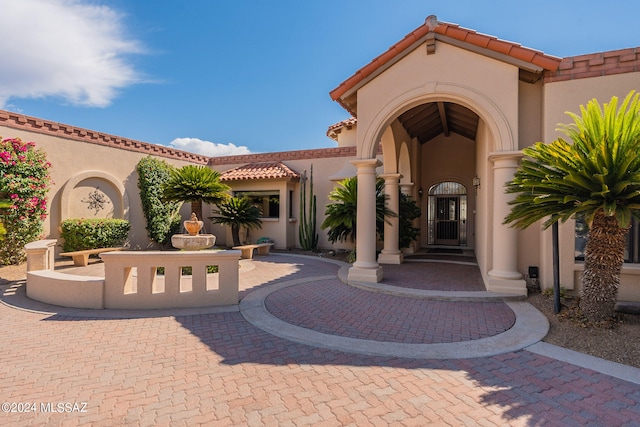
left=2, top=0, right=639, bottom=156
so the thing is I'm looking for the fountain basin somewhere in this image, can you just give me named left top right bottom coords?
left=171, top=234, right=216, bottom=251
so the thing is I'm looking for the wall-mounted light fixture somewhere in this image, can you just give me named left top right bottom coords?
left=418, top=187, right=423, bottom=198
left=472, top=175, right=481, bottom=190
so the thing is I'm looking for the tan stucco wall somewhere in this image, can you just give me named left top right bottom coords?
left=355, top=42, right=520, bottom=158
left=0, top=124, right=198, bottom=251
left=474, top=120, right=491, bottom=284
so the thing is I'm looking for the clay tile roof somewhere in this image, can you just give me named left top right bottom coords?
left=219, top=162, right=300, bottom=181
left=326, top=117, right=357, bottom=139
left=330, top=15, right=562, bottom=103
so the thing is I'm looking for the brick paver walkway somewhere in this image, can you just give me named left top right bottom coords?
left=1, top=254, right=639, bottom=426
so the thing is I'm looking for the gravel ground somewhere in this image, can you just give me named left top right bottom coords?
left=2, top=257, right=639, bottom=368
left=527, top=291, right=640, bottom=368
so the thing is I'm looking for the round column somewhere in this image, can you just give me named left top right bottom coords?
left=348, top=159, right=383, bottom=282
left=488, top=153, right=525, bottom=292
left=378, top=173, right=403, bottom=264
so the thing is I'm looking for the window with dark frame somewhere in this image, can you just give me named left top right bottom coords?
left=575, top=214, right=636, bottom=263
left=234, top=190, right=280, bottom=218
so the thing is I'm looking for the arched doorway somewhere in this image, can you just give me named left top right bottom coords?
left=427, top=181, right=467, bottom=247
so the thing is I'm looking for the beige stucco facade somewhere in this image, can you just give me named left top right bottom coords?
left=2, top=16, right=640, bottom=301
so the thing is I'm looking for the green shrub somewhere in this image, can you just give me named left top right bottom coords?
left=136, top=156, right=181, bottom=246
left=60, top=218, right=130, bottom=252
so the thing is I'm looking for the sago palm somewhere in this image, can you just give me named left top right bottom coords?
left=321, top=176, right=394, bottom=243
left=210, top=197, right=262, bottom=247
left=161, top=165, right=230, bottom=221
left=504, top=91, right=640, bottom=322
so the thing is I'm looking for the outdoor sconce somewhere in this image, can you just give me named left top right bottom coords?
left=473, top=175, right=481, bottom=190
left=418, top=187, right=423, bottom=198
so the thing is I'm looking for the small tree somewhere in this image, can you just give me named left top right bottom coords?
left=321, top=176, right=394, bottom=243
left=136, top=157, right=182, bottom=246
left=399, top=192, right=421, bottom=249
left=504, top=91, right=640, bottom=322
left=0, top=138, right=52, bottom=265
left=210, top=197, right=262, bottom=246
left=161, top=165, right=230, bottom=221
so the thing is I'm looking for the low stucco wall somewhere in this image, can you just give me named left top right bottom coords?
left=100, top=250, right=241, bottom=309
left=27, top=270, right=105, bottom=309
left=573, top=264, right=640, bottom=303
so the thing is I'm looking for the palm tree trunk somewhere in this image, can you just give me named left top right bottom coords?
left=232, top=225, right=241, bottom=247
left=580, top=210, right=628, bottom=322
left=191, top=200, right=203, bottom=222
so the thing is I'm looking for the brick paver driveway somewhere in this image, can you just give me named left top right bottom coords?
left=1, top=254, right=639, bottom=426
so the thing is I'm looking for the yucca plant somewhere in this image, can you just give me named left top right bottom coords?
left=505, top=91, right=640, bottom=322
left=321, top=176, right=394, bottom=243
left=161, top=165, right=230, bottom=221
left=210, top=197, right=262, bottom=247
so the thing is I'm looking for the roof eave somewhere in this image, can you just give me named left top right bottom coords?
left=330, top=17, right=563, bottom=114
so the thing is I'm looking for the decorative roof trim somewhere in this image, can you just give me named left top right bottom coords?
left=208, top=146, right=359, bottom=166
left=330, top=15, right=562, bottom=110
left=544, top=48, right=640, bottom=83
left=0, top=110, right=210, bottom=164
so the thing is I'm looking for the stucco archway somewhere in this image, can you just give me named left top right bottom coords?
left=60, top=170, right=130, bottom=221
left=359, top=82, right=513, bottom=160
left=350, top=83, right=525, bottom=294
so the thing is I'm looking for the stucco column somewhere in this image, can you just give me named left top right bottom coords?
left=487, top=152, right=526, bottom=295
left=399, top=182, right=414, bottom=195
left=378, top=173, right=403, bottom=264
left=348, top=159, right=383, bottom=283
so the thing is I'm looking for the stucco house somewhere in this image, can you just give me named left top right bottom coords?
left=1, top=16, right=639, bottom=301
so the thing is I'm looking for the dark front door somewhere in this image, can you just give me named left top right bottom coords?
left=434, top=196, right=460, bottom=245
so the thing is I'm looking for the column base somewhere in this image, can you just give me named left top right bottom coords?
left=378, top=251, right=404, bottom=264
left=486, top=276, right=527, bottom=296
left=348, top=265, right=384, bottom=283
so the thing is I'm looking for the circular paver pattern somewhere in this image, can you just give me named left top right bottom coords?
left=265, top=278, right=515, bottom=343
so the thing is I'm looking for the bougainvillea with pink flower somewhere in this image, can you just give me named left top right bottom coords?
left=0, top=137, right=52, bottom=264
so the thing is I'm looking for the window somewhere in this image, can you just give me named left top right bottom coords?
left=235, top=190, right=280, bottom=218
left=575, top=215, right=637, bottom=263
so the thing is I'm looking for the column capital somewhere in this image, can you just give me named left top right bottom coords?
left=379, top=173, right=402, bottom=182
left=351, top=158, right=381, bottom=172
left=488, top=151, right=523, bottom=168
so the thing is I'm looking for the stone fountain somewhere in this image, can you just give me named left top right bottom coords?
left=171, top=213, right=216, bottom=250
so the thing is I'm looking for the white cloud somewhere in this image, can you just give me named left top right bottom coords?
left=0, top=0, right=144, bottom=108
left=168, top=137, right=252, bottom=157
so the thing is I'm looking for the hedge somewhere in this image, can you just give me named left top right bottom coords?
left=60, top=218, right=130, bottom=252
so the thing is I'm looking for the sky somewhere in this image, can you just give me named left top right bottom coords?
left=1, top=0, right=640, bottom=156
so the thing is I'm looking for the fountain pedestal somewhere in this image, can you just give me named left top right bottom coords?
left=171, top=234, right=216, bottom=250
left=171, top=213, right=216, bottom=250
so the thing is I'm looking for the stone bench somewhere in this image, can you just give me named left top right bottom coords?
left=60, top=247, right=124, bottom=266
left=232, top=243, right=274, bottom=259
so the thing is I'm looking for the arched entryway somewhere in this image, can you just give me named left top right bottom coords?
left=427, top=181, right=468, bottom=247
